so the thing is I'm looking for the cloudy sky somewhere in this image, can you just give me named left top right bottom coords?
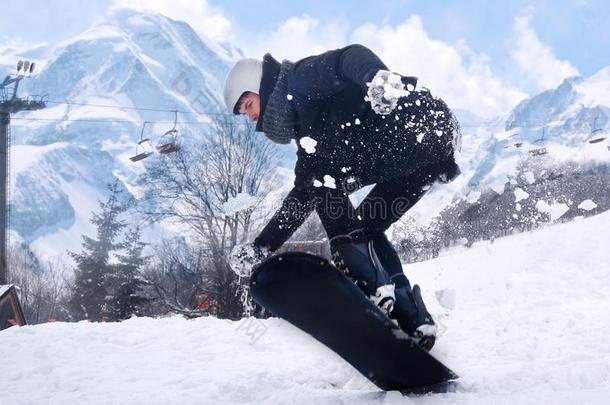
left=2, top=0, right=608, bottom=117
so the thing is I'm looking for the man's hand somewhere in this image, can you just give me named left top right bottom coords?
left=365, top=70, right=411, bottom=115
left=228, top=243, right=272, bottom=277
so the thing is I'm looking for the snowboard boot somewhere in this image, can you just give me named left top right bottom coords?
left=368, top=232, right=437, bottom=351
left=330, top=230, right=395, bottom=314
left=391, top=280, right=437, bottom=351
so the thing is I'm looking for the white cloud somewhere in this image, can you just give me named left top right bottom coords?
left=0, top=35, right=43, bottom=50
left=237, top=14, right=525, bottom=118
left=510, top=13, right=579, bottom=92
left=99, top=5, right=577, bottom=118
left=0, top=36, right=49, bottom=72
left=241, top=15, right=349, bottom=61
left=350, top=15, right=526, bottom=118
left=111, top=0, right=232, bottom=41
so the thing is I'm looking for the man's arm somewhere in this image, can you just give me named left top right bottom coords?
left=254, top=186, right=315, bottom=251
left=288, top=44, right=388, bottom=101
left=254, top=145, right=317, bottom=251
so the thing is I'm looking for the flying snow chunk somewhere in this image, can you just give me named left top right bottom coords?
left=381, top=72, right=410, bottom=99
left=388, top=72, right=402, bottom=85
left=286, top=94, right=293, bottom=100
left=372, top=75, right=385, bottom=86
left=524, top=171, right=536, bottom=184
left=299, top=137, right=317, bottom=154
left=514, top=187, right=529, bottom=203
left=354, top=118, right=361, bottom=125
left=536, top=200, right=570, bottom=221
left=313, top=179, right=323, bottom=188
left=222, top=193, right=259, bottom=215
left=578, top=199, right=597, bottom=211
left=435, top=130, right=443, bottom=137
left=323, top=175, right=336, bottom=189
left=416, top=133, right=425, bottom=143
left=490, top=178, right=508, bottom=195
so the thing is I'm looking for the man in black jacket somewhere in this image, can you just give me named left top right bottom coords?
left=225, top=44, right=461, bottom=350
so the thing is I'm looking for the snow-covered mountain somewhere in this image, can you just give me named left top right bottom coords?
left=403, top=67, right=610, bottom=230
left=4, top=8, right=610, bottom=260
left=5, top=8, right=244, bottom=258
left=467, top=67, right=610, bottom=191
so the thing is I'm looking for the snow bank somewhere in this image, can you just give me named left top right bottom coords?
left=2, top=211, right=610, bottom=404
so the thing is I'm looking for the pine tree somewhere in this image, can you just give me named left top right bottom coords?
left=105, top=226, right=150, bottom=321
left=68, top=183, right=127, bottom=321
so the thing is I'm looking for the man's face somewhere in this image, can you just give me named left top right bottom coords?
left=238, top=92, right=261, bottom=122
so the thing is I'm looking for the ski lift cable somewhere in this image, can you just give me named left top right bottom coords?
left=17, top=97, right=584, bottom=128
left=45, top=99, right=520, bottom=125
left=45, top=100, right=198, bottom=115
left=45, top=99, right=243, bottom=117
left=9, top=116, right=254, bottom=126
left=7, top=102, right=604, bottom=131
left=10, top=115, right=584, bottom=129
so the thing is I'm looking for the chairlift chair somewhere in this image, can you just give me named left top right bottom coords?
left=529, top=126, right=547, bottom=157
left=589, top=129, right=606, bottom=144
left=130, top=121, right=154, bottom=162
left=504, top=123, right=523, bottom=149
left=157, top=110, right=180, bottom=155
left=588, top=111, right=606, bottom=144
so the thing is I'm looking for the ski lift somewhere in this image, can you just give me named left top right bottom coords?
left=588, top=111, right=606, bottom=144
left=504, top=122, right=523, bottom=149
left=130, top=121, right=154, bottom=162
left=156, top=110, right=180, bottom=155
left=529, top=126, right=547, bottom=157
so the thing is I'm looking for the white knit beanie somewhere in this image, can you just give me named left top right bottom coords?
left=224, top=58, right=263, bottom=114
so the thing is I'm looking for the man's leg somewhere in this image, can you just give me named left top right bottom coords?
left=358, top=164, right=449, bottom=350
left=313, top=187, right=395, bottom=313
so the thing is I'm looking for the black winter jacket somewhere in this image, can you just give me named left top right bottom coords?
left=254, top=45, right=459, bottom=250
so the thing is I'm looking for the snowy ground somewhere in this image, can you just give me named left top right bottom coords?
left=2, top=212, right=610, bottom=404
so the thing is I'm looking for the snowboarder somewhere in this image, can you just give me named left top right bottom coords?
left=225, top=44, right=461, bottom=350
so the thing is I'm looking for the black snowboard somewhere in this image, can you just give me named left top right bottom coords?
left=249, top=252, right=459, bottom=393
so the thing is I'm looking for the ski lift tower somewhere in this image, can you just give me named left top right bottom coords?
left=0, top=60, right=46, bottom=328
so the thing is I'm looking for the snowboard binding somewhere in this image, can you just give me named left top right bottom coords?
left=330, top=231, right=396, bottom=315
left=331, top=230, right=437, bottom=351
